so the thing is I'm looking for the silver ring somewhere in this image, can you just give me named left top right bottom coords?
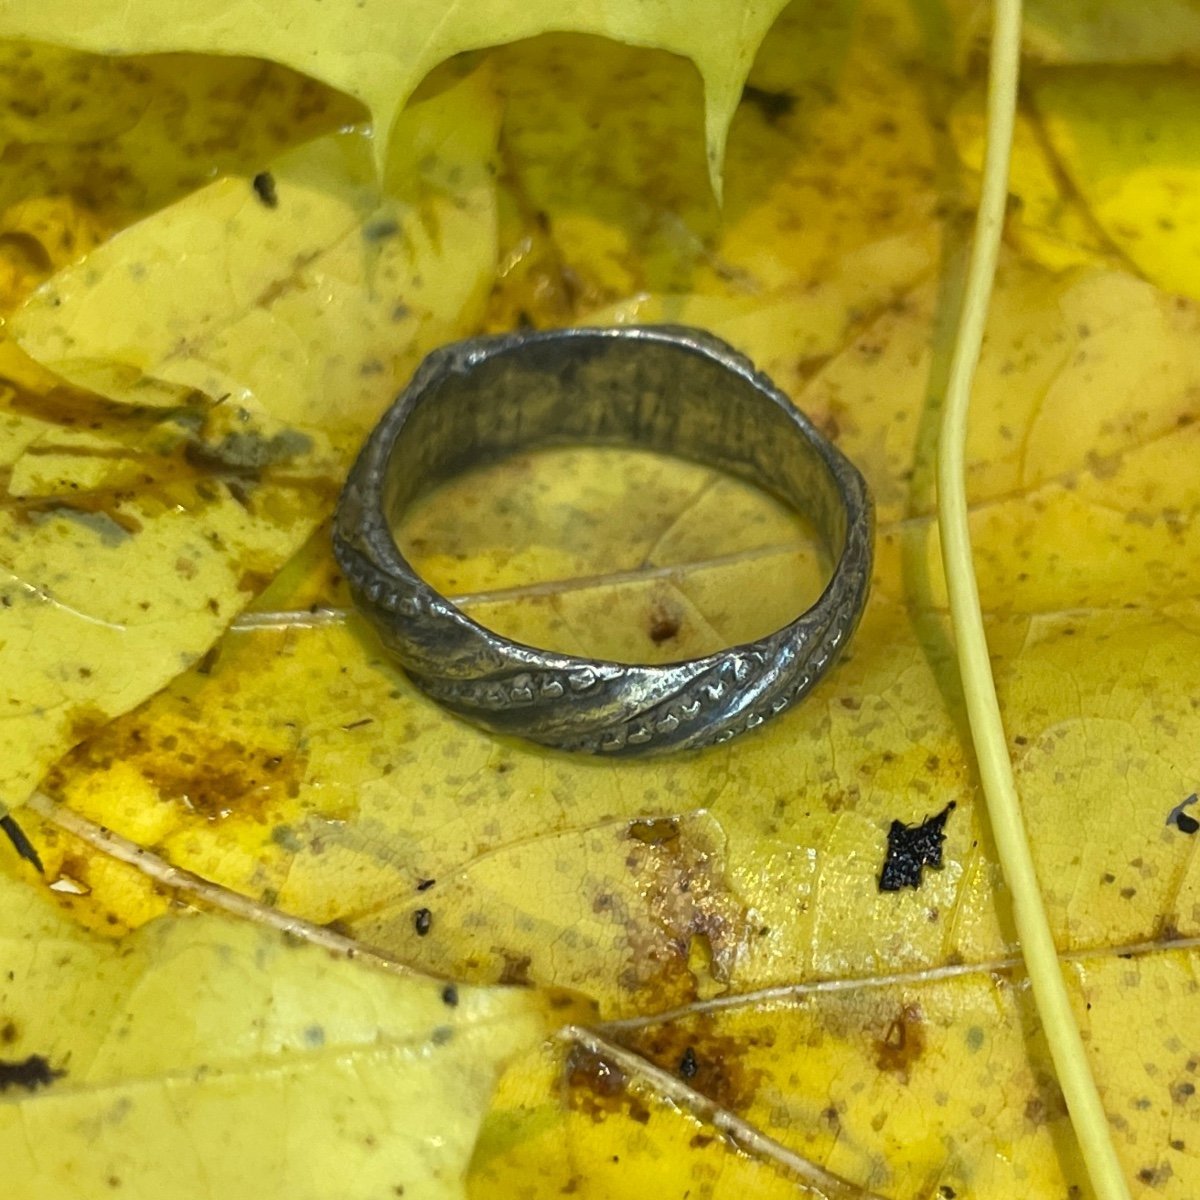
left=333, top=326, right=873, bottom=756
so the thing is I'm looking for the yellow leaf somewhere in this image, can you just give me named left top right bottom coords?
left=485, top=3, right=950, bottom=329
left=0, top=0, right=794, bottom=194
left=30, top=248, right=1200, bottom=1192
left=0, top=867, right=548, bottom=1200
left=0, top=40, right=364, bottom=313
left=4, top=2, right=1200, bottom=1197
left=1024, top=0, right=1200, bottom=64
left=0, top=69, right=498, bottom=805
left=949, top=83, right=1117, bottom=274
left=1025, top=67, right=1200, bottom=301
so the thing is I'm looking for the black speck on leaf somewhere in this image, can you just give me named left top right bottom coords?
left=414, top=907, right=432, bottom=936
left=1168, top=794, right=1199, bottom=835
left=0, top=1055, right=64, bottom=1093
left=679, top=1046, right=698, bottom=1079
left=416, top=877, right=436, bottom=892
left=879, top=802, right=956, bottom=892
left=252, top=171, right=278, bottom=208
left=441, top=984, right=459, bottom=1007
left=740, top=84, right=796, bottom=124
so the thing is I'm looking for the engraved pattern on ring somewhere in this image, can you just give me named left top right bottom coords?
left=333, top=326, right=873, bottom=757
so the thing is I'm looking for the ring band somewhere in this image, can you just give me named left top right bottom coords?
left=333, top=326, right=873, bottom=756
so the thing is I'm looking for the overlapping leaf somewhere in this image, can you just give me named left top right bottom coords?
left=0, top=871, right=550, bottom=1200
left=0, top=67, right=499, bottom=804
left=0, top=0, right=793, bottom=191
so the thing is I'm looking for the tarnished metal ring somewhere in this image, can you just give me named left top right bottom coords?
left=333, top=326, right=873, bottom=756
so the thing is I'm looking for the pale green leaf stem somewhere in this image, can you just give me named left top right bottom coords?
left=935, top=3, right=1132, bottom=1198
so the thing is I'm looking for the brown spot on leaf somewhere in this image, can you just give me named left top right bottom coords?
left=563, top=1044, right=654, bottom=1126
left=875, top=1004, right=926, bottom=1081
left=565, top=1044, right=628, bottom=1117
left=1024, top=1074, right=1068, bottom=1127
left=615, top=1017, right=769, bottom=1114
left=498, top=952, right=533, bottom=987
left=237, top=567, right=275, bottom=595
left=67, top=704, right=109, bottom=744
left=1138, top=1163, right=1173, bottom=1187
left=52, top=719, right=307, bottom=826
left=613, top=816, right=749, bottom=1008
left=51, top=851, right=92, bottom=894
left=647, top=609, right=680, bottom=644
left=802, top=373, right=835, bottom=403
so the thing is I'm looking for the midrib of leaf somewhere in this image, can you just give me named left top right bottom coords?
left=21, top=789, right=416, bottom=978
left=935, top=4, right=1131, bottom=1200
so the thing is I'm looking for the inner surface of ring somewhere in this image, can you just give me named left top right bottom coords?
left=382, top=334, right=849, bottom=564
left=396, top=444, right=826, bottom=662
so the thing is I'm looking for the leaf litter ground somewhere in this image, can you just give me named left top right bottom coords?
left=2, top=1, right=1200, bottom=1197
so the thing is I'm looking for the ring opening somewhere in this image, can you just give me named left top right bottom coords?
left=380, top=333, right=845, bottom=665
left=395, top=443, right=830, bottom=664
